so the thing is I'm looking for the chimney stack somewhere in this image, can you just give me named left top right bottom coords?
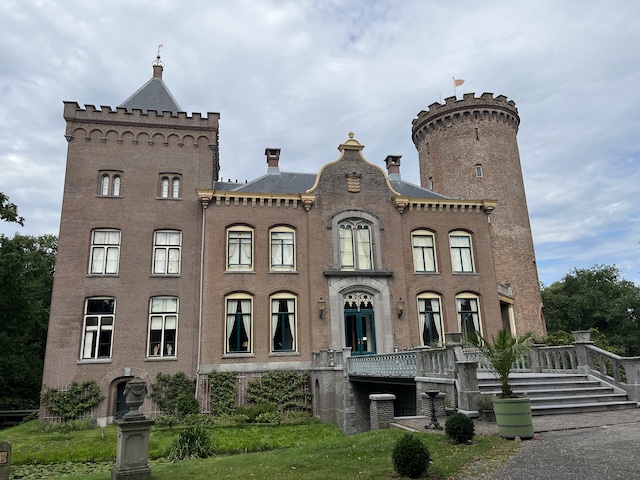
left=385, top=155, right=402, bottom=179
left=266, top=148, right=281, bottom=174
left=153, top=64, right=163, bottom=79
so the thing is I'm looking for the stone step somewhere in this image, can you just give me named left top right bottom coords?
left=478, top=373, right=590, bottom=384
left=479, top=380, right=604, bottom=391
left=480, top=386, right=615, bottom=398
left=529, top=393, right=629, bottom=406
left=531, top=401, right=638, bottom=416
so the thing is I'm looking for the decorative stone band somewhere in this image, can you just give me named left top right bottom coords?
left=393, top=197, right=496, bottom=215
left=197, top=189, right=316, bottom=211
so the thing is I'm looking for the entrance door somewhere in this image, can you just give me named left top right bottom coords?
left=115, top=382, right=130, bottom=420
left=345, top=310, right=376, bottom=355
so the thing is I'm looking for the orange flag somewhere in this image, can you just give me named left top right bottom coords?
left=454, top=79, right=465, bottom=87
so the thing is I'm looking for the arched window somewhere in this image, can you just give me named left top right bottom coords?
left=456, top=293, right=482, bottom=341
left=161, top=177, right=170, bottom=198
left=113, top=175, right=121, bottom=196
left=172, top=178, right=180, bottom=198
left=412, top=230, right=437, bottom=273
left=417, top=293, right=444, bottom=346
left=271, top=293, right=296, bottom=352
left=101, top=175, right=110, bottom=195
left=449, top=231, right=475, bottom=273
left=82, top=297, right=115, bottom=359
left=270, top=226, right=295, bottom=271
left=225, top=294, right=252, bottom=353
left=89, top=229, right=120, bottom=274
left=148, top=297, right=178, bottom=357
left=227, top=226, right=254, bottom=271
left=339, top=220, right=372, bottom=270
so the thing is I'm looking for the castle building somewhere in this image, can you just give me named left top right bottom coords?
left=41, top=61, right=546, bottom=426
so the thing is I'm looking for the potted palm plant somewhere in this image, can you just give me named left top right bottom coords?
left=469, top=329, right=533, bottom=439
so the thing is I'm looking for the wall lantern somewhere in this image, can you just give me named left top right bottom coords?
left=397, top=298, right=405, bottom=318
left=318, top=297, right=326, bottom=319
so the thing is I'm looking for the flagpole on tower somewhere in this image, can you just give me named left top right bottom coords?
left=453, top=77, right=465, bottom=97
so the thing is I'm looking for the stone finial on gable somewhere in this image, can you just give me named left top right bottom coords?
left=338, top=132, right=364, bottom=152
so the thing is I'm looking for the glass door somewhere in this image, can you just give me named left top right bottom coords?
left=345, top=309, right=376, bottom=355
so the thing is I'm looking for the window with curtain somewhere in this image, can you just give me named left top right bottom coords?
left=100, top=174, right=110, bottom=195
left=113, top=175, right=121, bottom=196
left=271, top=296, right=296, bottom=352
left=82, top=298, right=115, bottom=359
left=226, top=296, right=251, bottom=353
left=148, top=297, right=178, bottom=357
left=89, top=229, right=120, bottom=274
left=270, top=228, right=295, bottom=271
left=412, top=231, right=437, bottom=272
left=417, top=294, right=443, bottom=345
left=153, top=230, right=182, bottom=274
left=456, top=295, right=482, bottom=341
left=172, top=178, right=180, bottom=198
left=339, top=221, right=372, bottom=270
left=227, top=228, right=253, bottom=270
left=450, top=232, right=475, bottom=273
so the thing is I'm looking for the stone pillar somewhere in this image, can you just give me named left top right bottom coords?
left=456, top=361, right=480, bottom=417
left=621, top=359, right=640, bottom=402
left=0, top=441, right=11, bottom=480
left=529, top=344, right=544, bottom=373
left=369, top=394, right=396, bottom=430
left=112, top=377, right=154, bottom=480
left=572, top=330, right=594, bottom=375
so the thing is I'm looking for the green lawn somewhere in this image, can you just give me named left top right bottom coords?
left=0, top=421, right=519, bottom=479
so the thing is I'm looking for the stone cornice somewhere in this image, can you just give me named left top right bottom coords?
left=393, top=197, right=497, bottom=214
left=197, top=189, right=316, bottom=210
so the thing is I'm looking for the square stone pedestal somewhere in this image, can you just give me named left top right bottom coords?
left=111, top=419, right=154, bottom=480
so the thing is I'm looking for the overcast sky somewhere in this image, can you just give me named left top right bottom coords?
left=1, top=0, right=639, bottom=286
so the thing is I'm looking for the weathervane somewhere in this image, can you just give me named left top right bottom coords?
left=154, top=44, right=164, bottom=66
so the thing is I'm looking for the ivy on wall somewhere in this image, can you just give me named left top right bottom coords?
left=209, top=371, right=237, bottom=416
left=150, top=372, right=196, bottom=415
left=40, top=381, right=104, bottom=421
left=246, top=371, right=312, bottom=412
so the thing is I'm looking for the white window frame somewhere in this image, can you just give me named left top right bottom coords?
left=449, top=231, right=475, bottom=273
left=475, top=164, right=484, bottom=177
left=81, top=297, right=115, bottom=360
left=417, top=293, right=444, bottom=346
left=456, top=293, right=483, bottom=340
left=89, top=229, right=121, bottom=274
left=148, top=296, right=178, bottom=358
left=339, top=220, right=373, bottom=270
left=270, top=293, right=297, bottom=352
left=227, top=226, right=254, bottom=271
left=172, top=178, right=180, bottom=199
left=225, top=294, right=253, bottom=354
left=412, top=230, right=437, bottom=273
left=270, top=227, right=295, bottom=271
left=153, top=230, right=182, bottom=275
left=98, top=171, right=123, bottom=197
left=100, top=174, right=110, bottom=195
left=161, top=177, right=170, bottom=198
left=113, top=175, right=121, bottom=196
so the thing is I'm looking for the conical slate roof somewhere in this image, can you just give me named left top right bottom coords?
left=119, top=64, right=182, bottom=114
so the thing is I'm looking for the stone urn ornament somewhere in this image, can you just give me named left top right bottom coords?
left=123, top=377, right=148, bottom=421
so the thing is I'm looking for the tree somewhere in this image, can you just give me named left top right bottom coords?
left=0, top=192, right=25, bottom=225
left=0, top=233, right=57, bottom=409
left=542, top=264, right=640, bottom=356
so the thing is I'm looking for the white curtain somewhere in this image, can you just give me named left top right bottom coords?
left=240, top=300, right=251, bottom=344
left=357, top=226, right=372, bottom=269
left=172, top=179, right=180, bottom=198
left=113, top=176, right=121, bottom=196
left=413, top=235, right=435, bottom=271
left=286, top=299, right=295, bottom=343
left=168, top=248, right=180, bottom=273
left=271, top=299, right=279, bottom=340
left=154, top=249, right=166, bottom=273
left=101, top=175, right=109, bottom=195
left=91, top=248, right=104, bottom=273
left=431, top=299, right=442, bottom=340
left=340, top=226, right=354, bottom=267
left=105, top=247, right=119, bottom=273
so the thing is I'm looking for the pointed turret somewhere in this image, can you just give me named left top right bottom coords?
left=119, top=54, right=182, bottom=114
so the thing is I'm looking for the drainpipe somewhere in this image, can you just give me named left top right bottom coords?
left=195, top=198, right=209, bottom=400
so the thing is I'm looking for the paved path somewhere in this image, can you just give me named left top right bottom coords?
left=394, top=408, right=640, bottom=479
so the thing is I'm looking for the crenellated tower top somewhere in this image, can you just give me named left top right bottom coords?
left=411, top=92, right=520, bottom=147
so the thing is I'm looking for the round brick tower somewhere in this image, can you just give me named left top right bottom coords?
left=411, top=92, right=545, bottom=336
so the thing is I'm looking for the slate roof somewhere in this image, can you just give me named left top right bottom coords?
left=119, top=76, right=182, bottom=115
left=213, top=171, right=449, bottom=199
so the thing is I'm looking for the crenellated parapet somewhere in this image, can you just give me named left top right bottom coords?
left=63, top=101, right=219, bottom=146
left=411, top=92, right=519, bottom=146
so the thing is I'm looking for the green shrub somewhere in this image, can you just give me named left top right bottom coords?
left=209, top=371, right=237, bottom=416
left=284, top=410, right=312, bottom=422
left=475, top=394, right=494, bottom=411
left=154, top=415, right=179, bottom=429
left=182, top=413, right=217, bottom=427
left=38, top=418, right=96, bottom=433
left=40, top=381, right=104, bottom=421
left=391, top=433, right=431, bottom=479
left=166, top=425, right=214, bottom=461
left=236, top=403, right=277, bottom=423
left=445, top=413, right=475, bottom=444
left=255, top=412, right=281, bottom=424
left=175, top=392, right=200, bottom=418
left=150, top=372, right=196, bottom=416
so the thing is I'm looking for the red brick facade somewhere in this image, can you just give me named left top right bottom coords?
left=42, top=69, right=545, bottom=425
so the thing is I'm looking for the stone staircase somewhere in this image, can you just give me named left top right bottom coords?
left=478, top=372, right=638, bottom=415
